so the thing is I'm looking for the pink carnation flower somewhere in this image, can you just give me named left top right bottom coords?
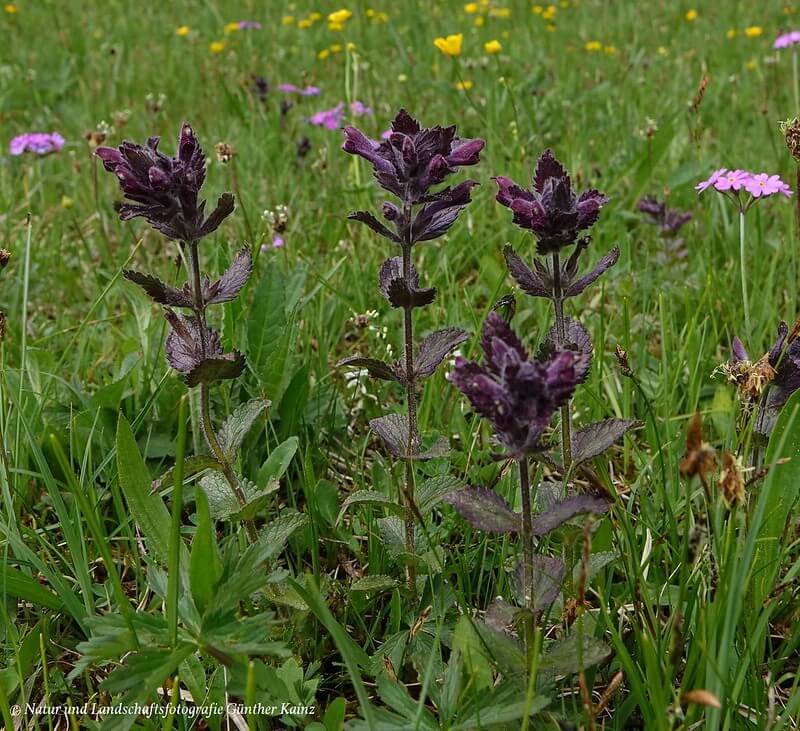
left=9, top=132, right=65, bottom=156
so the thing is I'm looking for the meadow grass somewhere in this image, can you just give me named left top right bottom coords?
left=1, top=0, right=800, bottom=728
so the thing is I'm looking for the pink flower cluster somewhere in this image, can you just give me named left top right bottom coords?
left=695, top=168, right=792, bottom=199
left=309, top=101, right=373, bottom=130
left=278, top=83, right=321, bottom=96
left=9, top=132, right=65, bottom=156
left=775, top=31, right=800, bottom=49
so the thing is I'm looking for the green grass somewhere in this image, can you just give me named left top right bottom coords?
left=1, top=0, right=800, bottom=728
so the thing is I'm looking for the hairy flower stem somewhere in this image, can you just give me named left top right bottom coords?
left=401, top=197, right=418, bottom=593
left=187, top=242, right=258, bottom=544
left=739, top=210, right=751, bottom=339
left=551, top=252, right=572, bottom=470
left=518, top=456, right=534, bottom=607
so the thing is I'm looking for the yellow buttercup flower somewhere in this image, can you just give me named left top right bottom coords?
left=318, top=48, right=330, bottom=59
left=455, top=80, right=473, bottom=90
left=309, top=12, right=322, bottom=21
left=532, top=5, right=543, bottom=14
left=175, top=25, right=190, bottom=37
left=328, top=9, right=352, bottom=24
left=546, top=23, right=556, bottom=31
left=224, top=21, right=239, bottom=34
left=604, top=44, right=617, bottom=55
left=489, top=7, right=511, bottom=18
left=210, top=40, right=225, bottom=53
left=685, top=9, right=698, bottom=21
left=657, top=46, right=668, bottom=56
left=464, top=2, right=479, bottom=12
left=330, top=43, right=342, bottom=53
left=329, top=21, right=343, bottom=30
left=282, top=15, right=294, bottom=25
left=4, top=3, right=17, bottom=13
left=726, top=28, right=736, bottom=38
left=474, top=16, right=485, bottom=26
left=346, top=41, right=356, bottom=51
left=298, top=18, right=312, bottom=29
left=542, top=5, right=556, bottom=20
left=484, top=39, right=502, bottom=54
left=585, top=40, right=601, bottom=52
left=61, top=195, right=74, bottom=209
left=434, top=33, right=463, bottom=56
left=745, top=26, right=763, bottom=37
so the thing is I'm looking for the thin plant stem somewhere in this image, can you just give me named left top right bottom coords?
left=518, top=456, right=534, bottom=605
left=793, top=48, right=799, bottom=115
left=228, top=158, right=255, bottom=245
left=551, top=252, right=572, bottom=469
left=167, top=396, right=188, bottom=647
left=401, top=194, right=418, bottom=593
left=187, top=241, right=258, bottom=544
left=739, top=209, right=751, bottom=339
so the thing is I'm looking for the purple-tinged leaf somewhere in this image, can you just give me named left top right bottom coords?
left=504, top=245, right=550, bottom=298
left=564, top=246, right=620, bottom=297
left=185, top=353, right=246, bottom=387
left=443, top=486, right=521, bottom=533
left=123, top=270, right=194, bottom=308
left=415, top=437, right=450, bottom=460
left=531, top=495, right=609, bottom=536
left=348, top=211, right=400, bottom=243
left=198, top=192, right=235, bottom=238
left=379, top=257, right=436, bottom=309
left=337, top=356, right=403, bottom=383
left=513, top=555, right=565, bottom=612
left=415, top=327, right=469, bottom=379
left=484, top=598, right=518, bottom=635
left=411, top=180, right=478, bottom=243
left=571, top=418, right=642, bottom=465
left=370, top=413, right=417, bottom=458
left=205, top=247, right=253, bottom=305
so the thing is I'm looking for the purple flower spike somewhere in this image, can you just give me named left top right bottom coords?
left=342, top=108, right=484, bottom=203
left=9, top=132, right=65, bottom=156
left=637, top=197, right=692, bottom=237
left=494, top=150, right=608, bottom=255
left=450, top=312, right=590, bottom=457
left=96, top=122, right=234, bottom=242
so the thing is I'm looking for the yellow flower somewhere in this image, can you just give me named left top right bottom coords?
left=604, top=44, right=617, bottom=55
left=4, top=3, right=17, bottom=12
left=61, top=195, right=74, bottom=209
left=330, top=43, right=342, bottom=52
left=489, top=7, right=511, bottom=18
left=585, top=40, right=601, bottom=52
left=309, top=12, right=322, bottom=21
left=546, top=22, right=556, bottom=31
left=282, top=15, right=294, bottom=25
left=398, top=73, right=408, bottom=82
left=328, top=9, right=352, bottom=24
left=346, top=41, right=357, bottom=51
left=685, top=9, right=698, bottom=21
left=746, top=58, right=757, bottom=70
left=726, top=28, right=736, bottom=38
left=298, top=18, right=313, bottom=29
left=464, top=2, right=479, bottom=12
left=745, top=26, right=763, bottom=37
left=657, top=46, right=668, bottom=56
left=224, top=21, right=240, bottom=34
left=318, top=48, right=330, bottom=59
left=329, top=21, right=343, bottom=30
left=532, top=5, right=543, bottom=14
left=434, top=33, right=463, bottom=56
left=542, top=5, right=556, bottom=20
left=484, top=39, right=502, bottom=54
left=210, top=41, right=225, bottom=53
left=175, top=25, right=190, bottom=37
left=455, top=80, right=474, bottom=90
left=474, top=15, right=485, bottom=26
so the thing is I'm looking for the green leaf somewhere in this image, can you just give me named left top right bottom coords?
left=256, top=512, right=309, bottom=561
left=152, top=454, right=222, bottom=492
left=116, top=414, right=183, bottom=568
left=323, top=697, right=346, bottom=731
left=539, top=632, right=611, bottom=675
left=754, top=390, right=800, bottom=606
left=377, top=516, right=417, bottom=558
left=337, top=490, right=404, bottom=523
left=452, top=615, right=493, bottom=690
left=256, top=436, right=299, bottom=486
left=0, top=566, right=63, bottom=611
left=351, top=575, right=399, bottom=593
left=199, top=471, right=241, bottom=520
left=218, top=398, right=271, bottom=461
left=417, top=475, right=465, bottom=512
left=190, top=489, right=222, bottom=615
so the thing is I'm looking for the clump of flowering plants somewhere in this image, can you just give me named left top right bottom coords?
left=97, top=123, right=259, bottom=542
left=339, top=109, right=484, bottom=590
left=442, top=150, right=639, bottom=656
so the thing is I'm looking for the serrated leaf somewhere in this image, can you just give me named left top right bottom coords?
left=198, top=472, right=241, bottom=520
left=337, top=355, right=403, bottom=383
left=415, top=328, right=468, bottom=380
left=513, top=555, right=565, bottom=611
left=539, top=633, right=611, bottom=675
left=337, top=490, right=404, bottom=524
left=417, top=475, right=465, bottom=512
left=151, top=454, right=221, bottom=493
left=571, top=418, right=641, bottom=465
left=351, top=575, right=399, bottom=593
left=369, top=414, right=448, bottom=461
left=218, top=398, right=271, bottom=461
left=443, top=487, right=521, bottom=534
left=123, top=270, right=193, bottom=308
left=572, top=550, right=618, bottom=585
left=256, top=512, right=309, bottom=561
left=205, top=247, right=252, bottom=305
left=531, top=494, right=609, bottom=536
left=377, top=516, right=417, bottom=558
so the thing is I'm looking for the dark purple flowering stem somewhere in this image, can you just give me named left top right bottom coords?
left=551, top=253, right=573, bottom=469
left=401, top=194, right=418, bottom=592
left=518, top=455, right=533, bottom=607
left=187, top=241, right=258, bottom=543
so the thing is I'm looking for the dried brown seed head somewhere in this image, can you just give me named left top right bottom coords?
left=679, top=412, right=717, bottom=480
left=780, top=117, right=800, bottom=163
left=719, top=450, right=745, bottom=506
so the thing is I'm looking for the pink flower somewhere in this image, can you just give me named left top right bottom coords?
left=278, top=83, right=321, bottom=96
left=350, top=100, right=373, bottom=116
left=9, top=132, right=65, bottom=156
left=713, top=169, right=750, bottom=192
left=309, top=103, right=345, bottom=129
left=272, top=234, right=284, bottom=248
left=380, top=129, right=392, bottom=140
left=744, top=173, right=793, bottom=198
left=238, top=20, right=262, bottom=29
left=695, top=168, right=727, bottom=192
left=774, top=31, right=800, bottom=49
